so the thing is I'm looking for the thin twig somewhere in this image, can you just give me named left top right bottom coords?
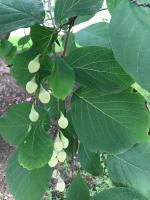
left=48, top=0, right=56, bottom=27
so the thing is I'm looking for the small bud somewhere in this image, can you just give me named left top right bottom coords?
left=48, top=157, right=58, bottom=168
left=39, top=86, right=51, bottom=104
left=58, top=112, right=68, bottom=129
left=28, top=55, right=40, bottom=73
left=60, top=132, right=69, bottom=149
left=29, top=105, right=39, bottom=122
left=57, top=150, right=67, bottom=163
left=26, top=77, right=38, bottom=94
left=54, top=134, right=63, bottom=152
left=27, top=124, right=32, bottom=133
left=56, top=178, right=66, bottom=192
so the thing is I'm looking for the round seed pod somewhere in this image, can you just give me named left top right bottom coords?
left=60, top=132, right=69, bottom=149
left=55, top=179, right=66, bottom=192
left=54, top=135, right=64, bottom=152
left=39, top=86, right=51, bottom=104
left=26, top=78, right=38, bottom=94
left=48, top=157, right=58, bottom=168
left=58, top=112, right=68, bottom=129
left=29, top=105, right=39, bottom=122
left=57, top=150, right=67, bottom=163
left=28, top=55, right=40, bottom=73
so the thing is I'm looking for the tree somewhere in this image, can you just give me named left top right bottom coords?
left=0, top=0, right=150, bottom=199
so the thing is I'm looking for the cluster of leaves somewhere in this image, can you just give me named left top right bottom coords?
left=0, top=0, right=150, bottom=199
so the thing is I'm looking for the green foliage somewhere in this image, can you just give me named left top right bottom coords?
left=106, top=0, right=121, bottom=14
left=75, top=22, right=111, bottom=48
left=54, top=0, right=104, bottom=25
left=107, top=142, right=150, bottom=198
left=66, top=47, right=134, bottom=94
left=93, top=187, right=147, bottom=200
left=0, top=40, right=17, bottom=64
left=7, top=153, right=52, bottom=200
left=79, top=144, right=102, bottom=176
left=71, top=87, right=150, bottom=153
left=67, top=174, right=90, bottom=200
left=50, top=55, right=75, bottom=100
left=110, top=0, right=150, bottom=92
left=0, top=0, right=150, bottom=199
left=0, top=104, right=31, bottom=146
left=0, top=0, right=45, bottom=34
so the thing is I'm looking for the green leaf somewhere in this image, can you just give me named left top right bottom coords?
left=11, top=49, right=52, bottom=88
left=0, top=40, right=17, bottom=64
left=107, top=142, right=150, bottom=198
left=11, top=49, right=38, bottom=87
left=110, top=0, right=150, bottom=92
left=31, top=25, right=58, bottom=53
left=0, top=103, right=31, bottom=146
left=75, top=22, right=111, bottom=48
left=18, top=106, right=52, bottom=170
left=0, top=0, right=45, bottom=34
left=7, top=153, right=51, bottom=200
left=18, top=35, right=31, bottom=46
left=66, top=47, right=133, bottom=95
left=71, top=87, right=150, bottom=153
left=78, top=144, right=102, bottom=176
left=67, top=174, right=90, bottom=200
left=50, top=56, right=75, bottom=100
left=54, top=0, right=104, bottom=24
left=93, top=187, right=147, bottom=200
left=18, top=124, right=53, bottom=170
left=106, top=0, right=121, bottom=14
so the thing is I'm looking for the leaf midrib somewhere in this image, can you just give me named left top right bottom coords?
left=111, top=154, right=150, bottom=176
left=75, top=92, right=132, bottom=133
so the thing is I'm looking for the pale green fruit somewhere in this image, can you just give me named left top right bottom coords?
left=48, top=157, right=58, bottom=168
left=54, top=134, right=63, bottom=152
left=39, top=86, right=51, bottom=104
left=60, top=132, right=69, bottom=149
left=58, top=112, right=68, bottom=129
left=29, top=105, right=39, bottom=122
left=26, top=78, right=38, bottom=94
left=28, top=55, right=40, bottom=73
left=57, top=150, right=67, bottom=163
left=56, top=178, right=66, bottom=192
left=52, top=169, right=60, bottom=178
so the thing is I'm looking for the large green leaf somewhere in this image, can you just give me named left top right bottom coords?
left=75, top=22, right=111, bottom=48
left=50, top=56, right=75, bottom=100
left=110, top=0, right=150, bottom=92
left=66, top=47, right=133, bottom=95
left=71, top=87, right=150, bottom=153
left=0, top=103, right=31, bottom=146
left=78, top=144, right=102, bottom=176
left=67, top=174, right=90, bottom=200
left=93, top=187, right=147, bottom=200
left=30, top=25, right=58, bottom=53
left=107, top=142, right=150, bottom=198
left=106, top=0, right=121, bottom=14
left=54, top=0, right=103, bottom=24
left=7, top=153, right=51, bottom=200
left=18, top=125, right=53, bottom=170
left=0, top=0, right=45, bottom=34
